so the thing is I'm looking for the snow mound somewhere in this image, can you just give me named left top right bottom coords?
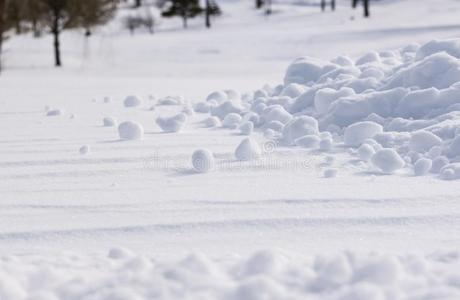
left=282, top=116, right=319, bottom=145
left=103, top=117, right=117, bottom=127
left=235, top=138, right=261, bottom=161
left=2, top=250, right=460, bottom=300
left=409, top=130, right=443, bottom=153
left=124, top=95, right=142, bottom=107
left=156, top=113, right=187, bottom=133
left=414, top=158, right=432, bottom=176
left=192, top=149, right=215, bottom=173
left=118, top=121, right=144, bottom=140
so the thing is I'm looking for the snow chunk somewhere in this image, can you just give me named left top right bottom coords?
left=416, top=39, right=460, bottom=60
left=344, top=121, right=383, bottom=147
left=356, top=51, right=380, bottom=65
left=103, top=117, right=117, bottom=127
left=431, top=156, right=450, bottom=174
left=46, top=109, right=64, bottom=116
left=118, top=121, right=144, bottom=140
left=211, top=101, right=243, bottom=120
left=192, top=149, right=215, bottom=173
left=79, top=145, right=90, bottom=155
left=314, top=87, right=355, bottom=114
left=124, top=95, right=142, bottom=107
left=358, top=143, right=376, bottom=161
left=239, top=121, right=254, bottom=136
left=222, top=113, right=242, bottom=129
left=449, top=135, right=460, bottom=157
left=409, top=130, right=443, bottom=153
left=295, top=135, right=320, bottom=148
left=235, top=138, right=261, bottom=161
left=440, top=163, right=460, bottom=180
left=203, top=116, right=221, bottom=128
left=371, top=149, right=405, bottom=173
left=319, top=137, right=333, bottom=151
left=282, top=116, right=319, bottom=145
left=323, top=168, right=338, bottom=178
left=263, top=105, right=292, bottom=124
left=207, top=90, right=228, bottom=103
left=156, top=113, right=187, bottom=133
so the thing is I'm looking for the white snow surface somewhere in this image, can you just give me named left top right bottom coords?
left=2, top=0, right=460, bottom=297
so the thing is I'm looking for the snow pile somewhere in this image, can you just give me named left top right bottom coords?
left=118, top=121, right=144, bottom=140
left=188, top=38, right=460, bottom=180
left=2, top=249, right=460, bottom=300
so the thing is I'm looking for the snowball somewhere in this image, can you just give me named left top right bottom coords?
left=240, top=121, right=254, bottom=136
left=192, top=149, right=215, bottom=173
left=358, top=143, right=376, bottom=161
left=344, top=122, right=383, bottom=147
left=323, top=168, right=338, bottom=178
left=222, top=113, right=242, bottom=129
left=46, top=109, right=64, bottom=116
left=156, top=113, right=187, bottom=133
left=295, top=135, right=320, bottom=148
left=103, top=117, right=117, bottom=127
left=371, top=149, right=405, bottom=173
left=282, top=116, right=319, bottom=145
left=211, top=101, right=243, bottom=120
left=431, top=156, right=449, bottom=173
left=235, top=138, right=261, bottom=161
left=203, top=116, right=221, bottom=128
left=409, top=130, right=443, bottom=153
left=118, top=121, right=144, bottom=140
left=79, top=145, right=90, bottom=155
left=194, top=102, right=212, bottom=113
left=124, top=95, right=142, bottom=107
left=284, top=56, right=335, bottom=85
left=319, top=138, right=333, bottom=151
left=414, top=158, right=432, bottom=176
left=207, top=90, right=228, bottom=103
left=440, top=163, right=460, bottom=180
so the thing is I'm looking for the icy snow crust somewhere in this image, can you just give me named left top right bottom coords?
left=2, top=249, right=460, bottom=300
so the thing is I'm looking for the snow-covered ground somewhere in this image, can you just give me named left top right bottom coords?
left=1, top=0, right=460, bottom=298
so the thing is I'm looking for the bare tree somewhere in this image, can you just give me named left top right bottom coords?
left=255, top=0, right=263, bottom=9
left=72, top=0, right=116, bottom=37
left=352, top=0, right=358, bottom=8
left=363, top=0, right=369, bottom=17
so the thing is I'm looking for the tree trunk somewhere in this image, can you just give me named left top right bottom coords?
left=181, top=0, right=188, bottom=28
left=321, top=0, right=325, bottom=11
left=265, top=0, right=272, bottom=15
left=135, top=0, right=141, bottom=7
left=52, top=12, right=62, bottom=67
left=363, top=0, right=369, bottom=17
left=205, top=0, right=210, bottom=28
left=352, top=0, right=358, bottom=9
left=256, top=0, right=263, bottom=9
left=331, top=0, right=335, bottom=11
left=0, top=0, right=5, bottom=74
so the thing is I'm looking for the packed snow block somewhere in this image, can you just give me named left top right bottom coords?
left=373, top=132, right=410, bottom=148
left=318, top=66, right=361, bottom=83
left=156, top=113, right=187, bottom=133
left=344, top=121, right=383, bottom=147
left=371, top=149, right=405, bottom=173
left=206, top=90, right=228, bottom=103
left=284, top=56, right=337, bottom=85
left=384, top=52, right=460, bottom=89
left=396, top=88, right=441, bottom=119
left=415, top=39, right=460, bottom=61
left=345, top=77, right=379, bottom=93
left=263, top=105, right=293, bottom=124
left=440, top=163, right=460, bottom=180
left=235, top=138, right=261, bottom=161
left=356, top=51, right=381, bottom=66
left=192, top=149, right=215, bottom=173
left=124, top=95, right=142, bottom=107
left=314, top=87, right=355, bottom=114
left=409, top=130, right=443, bottom=153
left=386, top=117, right=436, bottom=133
left=295, top=135, right=320, bottom=148
left=118, top=121, right=144, bottom=140
left=279, top=83, right=305, bottom=99
left=282, top=116, right=319, bottom=145
left=327, top=88, right=408, bottom=127
left=103, top=117, right=117, bottom=127
left=211, top=101, right=243, bottom=120
left=222, top=113, right=242, bottom=129
left=414, top=158, right=432, bottom=176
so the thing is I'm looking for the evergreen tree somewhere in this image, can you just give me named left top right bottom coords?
left=205, top=0, right=220, bottom=28
left=162, top=0, right=203, bottom=28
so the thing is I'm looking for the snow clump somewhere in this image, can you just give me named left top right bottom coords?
left=235, top=138, right=262, bottom=161
left=344, top=122, right=383, bottom=147
left=371, top=149, right=406, bottom=173
left=156, top=113, right=187, bottom=133
left=103, top=117, right=117, bottom=127
left=124, top=95, right=142, bottom=107
left=192, top=149, right=215, bottom=173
